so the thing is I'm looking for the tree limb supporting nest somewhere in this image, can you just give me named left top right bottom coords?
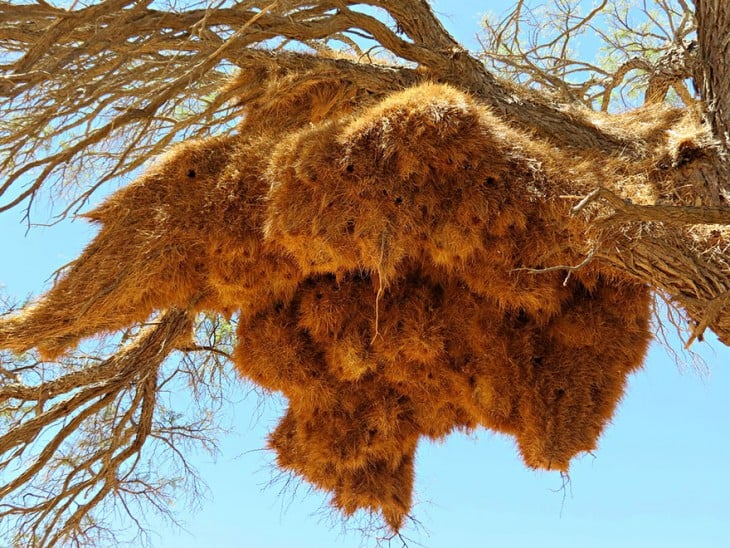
left=573, top=187, right=730, bottom=225
left=1, top=0, right=729, bottom=543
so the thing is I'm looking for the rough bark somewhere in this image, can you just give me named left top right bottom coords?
left=0, top=2, right=728, bottom=353
left=0, top=3, right=727, bottom=385
left=694, top=0, right=730, bottom=202
left=1, top=0, right=730, bottom=540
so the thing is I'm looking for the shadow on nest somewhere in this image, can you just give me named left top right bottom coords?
left=0, top=77, right=655, bottom=531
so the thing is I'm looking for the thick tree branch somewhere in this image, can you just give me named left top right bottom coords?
left=0, top=0, right=650, bottom=219
left=574, top=187, right=730, bottom=224
left=0, top=1, right=729, bottom=543
left=694, top=0, right=730, bottom=202
left=596, top=226, right=730, bottom=346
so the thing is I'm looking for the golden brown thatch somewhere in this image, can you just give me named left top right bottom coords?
left=3, top=75, right=693, bottom=531
left=0, top=134, right=301, bottom=359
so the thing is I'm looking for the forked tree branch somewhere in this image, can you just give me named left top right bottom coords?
left=0, top=0, right=729, bottom=545
left=0, top=0, right=650, bottom=220
left=0, top=309, right=215, bottom=545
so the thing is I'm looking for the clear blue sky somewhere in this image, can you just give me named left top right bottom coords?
left=1, top=2, right=729, bottom=547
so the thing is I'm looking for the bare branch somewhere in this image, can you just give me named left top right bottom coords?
left=0, top=1, right=729, bottom=544
left=480, top=0, right=698, bottom=110
left=0, top=309, right=239, bottom=545
left=573, top=187, right=730, bottom=224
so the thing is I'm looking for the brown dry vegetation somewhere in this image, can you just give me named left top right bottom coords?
left=0, top=77, right=713, bottom=530
left=0, top=0, right=729, bottom=543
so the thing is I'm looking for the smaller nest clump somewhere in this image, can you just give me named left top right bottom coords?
left=0, top=79, right=654, bottom=531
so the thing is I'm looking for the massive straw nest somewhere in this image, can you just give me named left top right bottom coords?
left=1, top=76, right=667, bottom=531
